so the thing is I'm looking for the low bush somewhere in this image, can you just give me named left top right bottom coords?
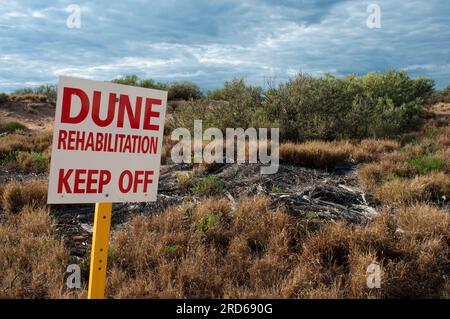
left=372, top=172, right=450, bottom=204
left=264, top=71, right=433, bottom=140
left=409, top=154, right=446, bottom=175
left=171, top=79, right=263, bottom=133
left=279, top=139, right=401, bottom=168
left=13, top=85, right=57, bottom=103
left=9, top=93, right=47, bottom=103
left=191, top=176, right=224, bottom=196
left=1, top=179, right=48, bottom=213
left=0, top=93, right=9, bottom=103
left=176, top=172, right=196, bottom=190
left=170, top=71, right=433, bottom=142
left=16, top=151, right=50, bottom=173
left=168, top=81, right=202, bottom=100
left=352, top=139, right=400, bottom=162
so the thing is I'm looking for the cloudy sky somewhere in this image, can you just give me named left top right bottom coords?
left=0, top=0, right=449, bottom=92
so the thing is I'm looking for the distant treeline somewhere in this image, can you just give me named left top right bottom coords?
left=3, top=71, right=450, bottom=141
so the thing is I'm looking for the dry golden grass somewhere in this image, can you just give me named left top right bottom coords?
left=357, top=115, right=450, bottom=205
left=352, top=139, right=400, bottom=162
left=0, top=194, right=447, bottom=298
left=162, top=135, right=399, bottom=171
left=357, top=160, right=409, bottom=191
left=279, top=139, right=400, bottom=169
left=280, top=141, right=353, bottom=169
left=107, top=196, right=299, bottom=298
left=103, top=197, right=450, bottom=298
left=372, top=172, right=450, bottom=204
left=436, top=147, right=450, bottom=170
left=9, top=94, right=47, bottom=103
left=0, top=206, right=81, bottom=298
left=2, top=179, right=48, bottom=213
left=284, top=204, right=449, bottom=298
left=0, top=131, right=52, bottom=154
left=162, top=136, right=275, bottom=168
left=0, top=131, right=52, bottom=173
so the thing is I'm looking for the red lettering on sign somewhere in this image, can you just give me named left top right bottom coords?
left=58, top=168, right=73, bottom=193
left=86, top=170, right=99, bottom=194
left=73, top=169, right=87, bottom=193
left=92, top=91, right=116, bottom=127
left=144, top=170, right=153, bottom=192
left=99, top=170, right=111, bottom=193
left=143, top=98, right=161, bottom=131
left=118, top=170, right=154, bottom=193
left=119, top=170, right=133, bottom=193
left=118, top=95, right=142, bottom=129
left=61, top=87, right=89, bottom=124
left=58, top=130, right=67, bottom=149
left=57, top=168, right=111, bottom=194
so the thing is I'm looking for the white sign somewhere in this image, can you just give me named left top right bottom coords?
left=48, top=76, right=167, bottom=204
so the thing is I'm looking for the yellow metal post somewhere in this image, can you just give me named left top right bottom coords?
left=88, top=202, right=113, bottom=299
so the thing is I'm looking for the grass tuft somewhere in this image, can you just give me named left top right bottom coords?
left=191, top=176, right=224, bottom=196
left=409, top=154, right=446, bottom=175
left=2, top=179, right=48, bottom=213
left=0, top=121, right=28, bottom=133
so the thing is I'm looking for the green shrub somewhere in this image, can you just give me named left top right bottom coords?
left=112, top=75, right=167, bottom=90
left=172, top=78, right=264, bottom=132
left=168, top=81, right=202, bottom=100
left=409, top=155, right=445, bottom=175
left=207, top=78, right=262, bottom=104
left=112, top=75, right=140, bottom=86
left=263, top=70, right=433, bottom=141
left=0, top=93, right=9, bottom=104
left=2, top=180, right=48, bottom=213
left=118, top=71, right=433, bottom=142
left=265, top=73, right=360, bottom=140
left=197, top=211, right=220, bottom=234
left=163, top=244, right=181, bottom=255
left=0, top=121, right=28, bottom=133
left=140, top=79, right=169, bottom=91
left=191, top=176, right=224, bottom=196
left=171, top=71, right=434, bottom=141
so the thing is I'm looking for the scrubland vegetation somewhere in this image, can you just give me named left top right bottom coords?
left=10, top=84, right=57, bottom=105
left=0, top=131, right=52, bottom=173
left=0, top=192, right=448, bottom=298
left=169, top=71, right=434, bottom=141
left=0, top=70, right=449, bottom=298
